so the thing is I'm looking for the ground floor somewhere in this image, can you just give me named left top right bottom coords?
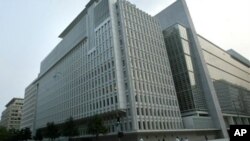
left=69, top=129, right=222, bottom=141
left=223, top=114, right=250, bottom=128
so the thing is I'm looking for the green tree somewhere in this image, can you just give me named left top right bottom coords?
left=87, top=115, right=108, bottom=141
left=34, top=129, right=43, bottom=141
left=44, top=122, right=59, bottom=141
left=19, top=129, right=25, bottom=140
left=62, top=117, right=79, bottom=140
left=23, top=128, right=32, bottom=141
left=0, top=126, right=9, bottom=141
left=8, top=128, right=31, bottom=141
left=8, top=128, right=20, bottom=141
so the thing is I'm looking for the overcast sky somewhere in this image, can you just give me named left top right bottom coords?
left=0, top=0, right=249, bottom=116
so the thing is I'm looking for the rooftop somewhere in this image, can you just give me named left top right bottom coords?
left=5, top=98, right=24, bottom=107
left=227, top=49, right=250, bottom=68
left=59, top=0, right=98, bottom=38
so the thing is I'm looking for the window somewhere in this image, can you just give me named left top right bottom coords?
left=141, top=108, right=144, bottom=115
left=111, top=97, right=113, bottom=104
left=107, top=98, right=109, bottom=106
left=138, top=122, right=141, bottom=129
left=115, top=96, right=118, bottom=103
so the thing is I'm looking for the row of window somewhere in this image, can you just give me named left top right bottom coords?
left=136, top=107, right=180, bottom=118
left=36, top=18, right=120, bottom=128
left=135, top=94, right=178, bottom=106
left=138, top=120, right=183, bottom=130
left=119, top=0, right=183, bottom=130
left=131, top=69, right=173, bottom=86
left=120, top=2, right=160, bottom=34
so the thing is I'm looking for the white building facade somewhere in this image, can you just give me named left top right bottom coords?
left=0, top=98, right=24, bottom=130
left=21, top=0, right=238, bottom=140
left=20, top=82, right=38, bottom=132
left=24, top=0, right=185, bottom=140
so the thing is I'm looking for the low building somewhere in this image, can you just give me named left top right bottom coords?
left=0, top=98, right=24, bottom=130
left=199, top=36, right=250, bottom=127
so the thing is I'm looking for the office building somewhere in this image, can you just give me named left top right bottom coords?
left=0, top=110, right=7, bottom=127
left=156, top=0, right=249, bottom=139
left=156, top=0, right=228, bottom=138
left=20, top=81, right=38, bottom=131
left=23, top=0, right=188, bottom=141
left=21, top=0, right=250, bottom=140
left=0, top=98, right=24, bottom=130
left=162, top=23, right=250, bottom=127
left=199, top=36, right=250, bottom=126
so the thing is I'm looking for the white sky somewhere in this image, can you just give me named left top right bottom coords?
left=0, top=0, right=249, bottom=116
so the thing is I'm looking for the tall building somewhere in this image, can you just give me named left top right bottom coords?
left=23, top=0, right=188, bottom=141
left=20, top=80, right=38, bottom=132
left=156, top=0, right=229, bottom=138
left=0, top=110, right=7, bottom=127
left=22, top=0, right=250, bottom=140
left=162, top=23, right=250, bottom=128
left=156, top=0, right=249, bottom=139
left=0, top=98, right=24, bottom=130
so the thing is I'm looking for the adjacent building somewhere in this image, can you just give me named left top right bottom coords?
left=0, top=110, right=7, bottom=127
left=199, top=36, right=250, bottom=126
left=156, top=0, right=249, bottom=138
left=20, top=81, right=38, bottom=131
left=21, top=0, right=250, bottom=141
left=0, top=98, right=24, bottom=130
left=162, top=23, right=250, bottom=128
left=156, top=0, right=229, bottom=138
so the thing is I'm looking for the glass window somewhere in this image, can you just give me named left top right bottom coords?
left=185, top=55, right=194, bottom=71
left=188, top=72, right=196, bottom=86
left=182, top=39, right=190, bottom=55
left=176, top=24, right=188, bottom=40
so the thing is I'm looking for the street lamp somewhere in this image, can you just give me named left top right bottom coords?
left=116, top=116, right=124, bottom=141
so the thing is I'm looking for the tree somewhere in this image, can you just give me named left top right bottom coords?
left=34, top=129, right=43, bottom=141
left=44, top=122, right=59, bottom=141
left=8, top=128, right=20, bottom=141
left=62, top=117, right=79, bottom=140
left=0, top=127, right=32, bottom=141
left=15, top=128, right=31, bottom=140
left=23, top=128, right=32, bottom=141
left=0, top=126, right=9, bottom=141
left=87, top=115, right=108, bottom=141
left=19, top=129, right=25, bottom=140
left=8, top=128, right=31, bottom=141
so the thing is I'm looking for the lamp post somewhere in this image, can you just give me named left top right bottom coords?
left=116, top=109, right=127, bottom=141
left=117, top=116, right=124, bottom=141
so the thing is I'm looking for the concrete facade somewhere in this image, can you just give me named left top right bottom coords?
left=21, top=0, right=250, bottom=140
left=20, top=81, right=38, bottom=132
left=155, top=0, right=229, bottom=138
left=199, top=35, right=250, bottom=127
left=0, top=98, right=24, bottom=130
left=198, top=36, right=250, bottom=90
left=156, top=0, right=249, bottom=140
left=23, top=0, right=184, bottom=140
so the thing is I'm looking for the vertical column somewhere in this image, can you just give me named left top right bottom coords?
left=179, top=0, right=229, bottom=138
